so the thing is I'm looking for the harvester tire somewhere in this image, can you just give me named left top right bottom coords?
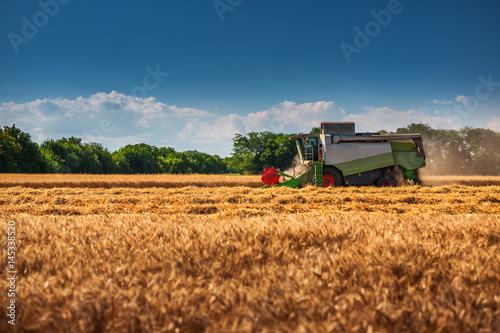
left=323, top=167, right=343, bottom=187
left=376, top=177, right=397, bottom=187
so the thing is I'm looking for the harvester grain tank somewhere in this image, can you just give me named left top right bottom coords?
left=261, top=122, right=425, bottom=188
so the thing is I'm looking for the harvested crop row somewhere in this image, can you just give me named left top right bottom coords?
left=1, top=213, right=499, bottom=332
left=1, top=185, right=499, bottom=216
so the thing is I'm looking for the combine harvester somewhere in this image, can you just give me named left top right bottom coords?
left=262, top=122, right=425, bottom=188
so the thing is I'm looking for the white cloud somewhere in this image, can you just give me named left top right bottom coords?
left=341, top=106, right=458, bottom=132
left=455, top=95, right=468, bottom=104
left=433, top=96, right=471, bottom=105
left=5, top=91, right=482, bottom=156
left=0, top=92, right=343, bottom=156
left=433, top=99, right=453, bottom=105
left=178, top=101, right=342, bottom=154
left=488, top=117, right=500, bottom=132
left=243, top=101, right=337, bottom=133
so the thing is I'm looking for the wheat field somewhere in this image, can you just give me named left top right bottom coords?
left=0, top=174, right=262, bottom=189
left=1, top=174, right=500, bottom=188
left=1, top=175, right=500, bottom=332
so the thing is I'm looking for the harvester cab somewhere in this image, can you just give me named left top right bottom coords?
left=261, top=122, right=426, bottom=188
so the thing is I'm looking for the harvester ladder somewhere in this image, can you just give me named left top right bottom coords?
left=313, top=161, right=324, bottom=187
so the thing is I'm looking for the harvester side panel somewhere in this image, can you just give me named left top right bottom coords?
left=334, top=153, right=395, bottom=176
left=323, top=142, right=393, bottom=166
left=391, top=142, right=426, bottom=171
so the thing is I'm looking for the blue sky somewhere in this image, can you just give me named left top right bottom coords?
left=1, top=0, right=499, bottom=156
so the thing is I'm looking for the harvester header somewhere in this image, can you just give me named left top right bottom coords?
left=261, top=122, right=425, bottom=188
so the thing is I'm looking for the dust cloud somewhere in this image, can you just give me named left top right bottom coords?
left=417, top=148, right=470, bottom=185
left=283, top=155, right=308, bottom=177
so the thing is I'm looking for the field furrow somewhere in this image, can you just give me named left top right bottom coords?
left=1, top=185, right=499, bottom=216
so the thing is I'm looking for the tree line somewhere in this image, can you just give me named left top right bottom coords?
left=0, top=125, right=228, bottom=174
left=1, top=123, right=499, bottom=175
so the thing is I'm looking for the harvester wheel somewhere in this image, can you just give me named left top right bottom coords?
left=323, top=174, right=335, bottom=187
left=377, top=177, right=397, bottom=187
left=323, top=168, right=343, bottom=187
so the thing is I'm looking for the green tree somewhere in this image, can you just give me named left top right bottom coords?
left=113, top=153, right=133, bottom=174
left=230, top=132, right=296, bottom=174
left=40, top=137, right=119, bottom=174
left=0, top=130, right=21, bottom=172
left=259, top=134, right=296, bottom=171
left=112, top=144, right=158, bottom=174
left=394, top=123, right=434, bottom=137
left=83, top=142, right=118, bottom=174
left=2, top=125, right=46, bottom=172
left=39, top=148, right=62, bottom=173
left=182, top=150, right=227, bottom=174
left=41, top=137, right=87, bottom=173
left=158, top=153, right=189, bottom=173
left=462, top=128, right=500, bottom=175
left=310, top=127, right=321, bottom=134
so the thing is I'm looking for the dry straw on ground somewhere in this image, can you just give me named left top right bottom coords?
left=0, top=185, right=499, bottom=216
